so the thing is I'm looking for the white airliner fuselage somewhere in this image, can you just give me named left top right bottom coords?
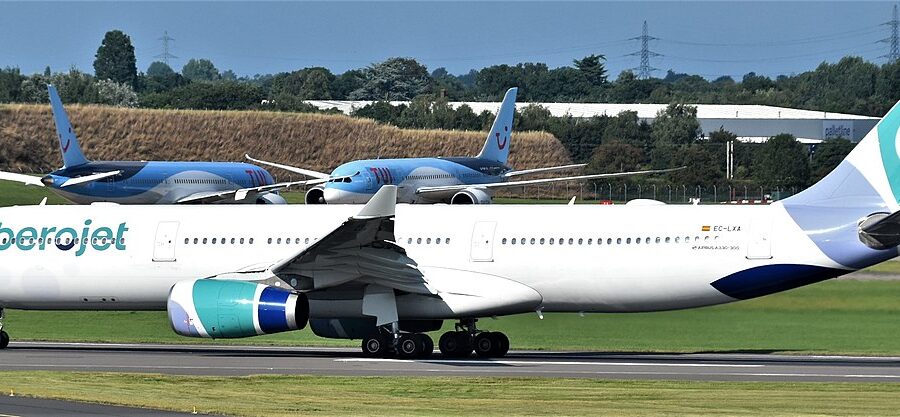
left=0, top=202, right=836, bottom=314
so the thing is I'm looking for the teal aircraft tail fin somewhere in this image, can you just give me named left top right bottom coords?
left=48, top=85, right=89, bottom=168
left=477, top=87, right=517, bottom=164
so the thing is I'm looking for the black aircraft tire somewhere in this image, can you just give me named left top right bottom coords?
left=0, top=331, right=8, bottom=349
left=361, top=335, right=388, bottom=357
left=439, top=331, right=471, bottom=358
left=397, top=334, right=419, bottom=358
left=416, top=334, right=434, bottom=358
left=493, top=332, right=510, bottom=357
left=474, top=332, right=496, bottom=358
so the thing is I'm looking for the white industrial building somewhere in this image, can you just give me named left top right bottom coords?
left=306, top=100, right=879, bottom=144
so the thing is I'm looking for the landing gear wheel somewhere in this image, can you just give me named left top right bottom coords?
left=0, top=331, right=8, bottom=350
left=414, top=333, right=434, bottom=358
left=493, top=332, right=510, bottom=357
left=474, top=332, right=497, bottom=358
left=439, top=331, right=472, bottom=358
left=361, top=335, right=389, bottom=357
left=396, top=334, right=420, bottom=358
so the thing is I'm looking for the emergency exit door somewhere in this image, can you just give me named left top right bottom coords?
left=745, top=216, right=773, bottom=260
left=470, top=221, right=497, bottom=262
left=153, top=221, right=180, bottom=262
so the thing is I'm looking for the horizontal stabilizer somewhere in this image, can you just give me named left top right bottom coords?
left=859, top=211, right=900, bottom=250
left=245, top=154, right=330, bottom=179
left=0, top=171, right=44, bottom=187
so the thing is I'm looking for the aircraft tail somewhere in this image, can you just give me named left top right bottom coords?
left=477, top=87, right=517, bottom=164
left=782, top=100, right=900, bottom=269
left=48, top=84, right=89, bottom=168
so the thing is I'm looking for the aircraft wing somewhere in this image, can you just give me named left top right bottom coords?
left=0, top=171, right=44, bottom=186
left=59, top=170, right=123, bottom=187
left=245, top=154, right=331, bottom=179
left=502, top=163, right=586, bottom=178
left=415, top=167, right=685, bottom=196
left=175, top=179, right=320, bottom=204
left=268, top=185, right=432, bottom=295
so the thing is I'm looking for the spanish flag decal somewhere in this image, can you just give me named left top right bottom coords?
left=701, top=226, right=711, bottom=232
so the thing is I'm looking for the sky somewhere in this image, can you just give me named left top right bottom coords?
left=0, top=1, right=897, bottom=80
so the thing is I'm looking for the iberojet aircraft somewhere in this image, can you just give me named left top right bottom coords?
left=0, top=85, right=317, bottom=204
left=1, top=101, right=900, bottom=357
left=248, top=88, right=674, bottom=204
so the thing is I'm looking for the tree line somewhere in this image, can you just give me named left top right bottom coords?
left=0, top=29, right=884, bottom=194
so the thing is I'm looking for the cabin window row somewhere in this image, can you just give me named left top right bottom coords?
left=0, top=237, right=124, bottom=246
left=404, top=237, right=451, bottom=245
left=184, top=237, right=256, bottom=245
left=499, top=235, right=719, bottom=246
left=173, top=179, right=228, bottom=185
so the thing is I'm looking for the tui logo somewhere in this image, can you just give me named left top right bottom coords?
left=496, top=126, right=508, bottom=150
left=60, top=134, right=71, bottom=153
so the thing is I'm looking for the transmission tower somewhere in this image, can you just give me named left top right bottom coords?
left=627, top=21, right=661, bottom=79
left=881, top=5, right=900, bottom=63
left=155, top=31, right=177, bottom=66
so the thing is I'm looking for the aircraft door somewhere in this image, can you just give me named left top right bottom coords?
left=470, top=221, right=497, bottom=262
left=745, top=215, right=773, bottom=260
left=153, top=221, right=180, bottom=262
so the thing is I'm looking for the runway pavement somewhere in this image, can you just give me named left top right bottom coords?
left=0, top=395, right=195, bottom=417
left=2, top=342, right=900, bottom=382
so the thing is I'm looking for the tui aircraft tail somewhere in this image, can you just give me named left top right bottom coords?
left=48, top=84, right=89, bottom=168
left=477, top=87, right=517, bottom=164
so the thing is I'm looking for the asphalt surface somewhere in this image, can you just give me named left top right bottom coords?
left=0, top=396, right=195, bottom=417
left=2, top=342, right=900, bottom=382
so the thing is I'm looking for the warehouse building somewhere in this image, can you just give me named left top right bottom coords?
left=306, top=101, right=879, bottom=144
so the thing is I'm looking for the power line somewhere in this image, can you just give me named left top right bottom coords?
left=154, top=31, right=177, bottom=66
left=880, top=4, right=899, bottom=63
left=627, top=21, right=661, bottom=79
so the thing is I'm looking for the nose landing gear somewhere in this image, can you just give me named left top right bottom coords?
left=439, top=319, right=509, bottom=358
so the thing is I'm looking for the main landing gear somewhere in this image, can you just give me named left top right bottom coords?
left=0, top=308, right=8, bottom=349
left=360, top=324, right=434, bottom=359
left=439, top=319, right=509, bottom=359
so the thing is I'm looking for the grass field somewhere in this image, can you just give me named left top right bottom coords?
left=1, top=372, right=898, bottom=417
left=6, top=279, right=900, bottom=355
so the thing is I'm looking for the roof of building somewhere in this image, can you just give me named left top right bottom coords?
left=305, top=100, right=878, bottom=121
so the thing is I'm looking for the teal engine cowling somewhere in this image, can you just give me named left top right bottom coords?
left=167, top=279, right=309, bottom=338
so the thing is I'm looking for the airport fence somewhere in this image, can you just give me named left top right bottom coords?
left=491, top=182, right=802, bottom=204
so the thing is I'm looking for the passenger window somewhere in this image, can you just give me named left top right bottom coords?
left=276, top=238, right=282, bottom=244
left=306, top=238, right=310, bottom=244
left=427, top=238, right=432, bottom=244
left=231, top=238, right=236, bottom=244
left=665, top=237, right=670, bottom=243
left=268, top=238, right=273, bottom=244
left=511, top=238, right=516, bottom=245
left=446, top=238, right=450, bottom=244
left=626, top=238, right=632, bottom=244
left=636, top=238, right=641, bottom=244
left=212, top=238, right=217, bottom=244
left=549, top=238, right=554, bottom=245
left=675, top=237, right=680, bottom=243
left=607, top=238, right=612, bottom=245
left=194, top=238, right=199, bottom=244
left=203, top=238, right=208, bottom=244
left=616, top=238, right=622, bottom=244
left=502, top=238, right=507, bottom=245
left=655, top=237, right=661, bottom=243
left=530, top=238, right=535, bottom=244
left=587, top=238, right=592, bottom=245
left=436, top=238, right=442, bottom=244
left=221, top=238, right=226, bottom=245
left=417, top=238, right=422, bottom=244
left=704, top=236, right=710, bottom=241
left=407, top=238, right=412, bottom=244
left=295, top=238, right=300, bottom=244
left=578, top=238, right=583, bottom=245
left=240, top=238, right=245, bottom=244
left=645, top=237, right=650, bottom=243
left=249, top=238, right=254, bottom=244
left=184, top=238, right=189, bottom=244
left=569, top=238, right=574, bottom=245
left=540, top=238, right=545, bottom=245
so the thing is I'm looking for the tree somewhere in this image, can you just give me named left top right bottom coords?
left=140, top=81, right=263, bottom=110
left=349, top=57, right=431, bottom=100
left=603, top=110, right=652, bottom=154
left=0, top=68, right=25, bottom=102
left=752, top=133, right=810, bottom=188
left=182, top=59, right=220, bottom=82
left=651, top=103, right=701, bottom=145
left=94, top=79, right=138, bottom=107
left=141, top=62, right=187, bottom=94
left=586, top=142, right=643, bottom=174
left=93, top=30, right=137, bottom=87
left=573, top=54, right=608, bottom=86
left=147, top=62, right=175, bottom=77
left=810, top=139, right=855, bottom=182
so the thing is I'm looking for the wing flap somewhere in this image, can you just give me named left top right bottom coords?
left=245, top=154, right=331, bottom=179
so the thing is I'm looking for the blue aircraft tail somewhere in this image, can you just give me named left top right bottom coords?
left=48, top=85, right=89, bottom=168
left=477, top=87, right=517, bottom=164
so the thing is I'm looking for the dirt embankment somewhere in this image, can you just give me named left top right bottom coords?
left=0, top=104, right=572, bottom=177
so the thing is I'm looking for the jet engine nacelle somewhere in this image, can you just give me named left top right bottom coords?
left=255, top=193, right=287, bottom=204
left=167, top=279, right=309, bottom=339
left=305, top=187, right=326, bottom=204
left=450, top=188, right=492, bottom=204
